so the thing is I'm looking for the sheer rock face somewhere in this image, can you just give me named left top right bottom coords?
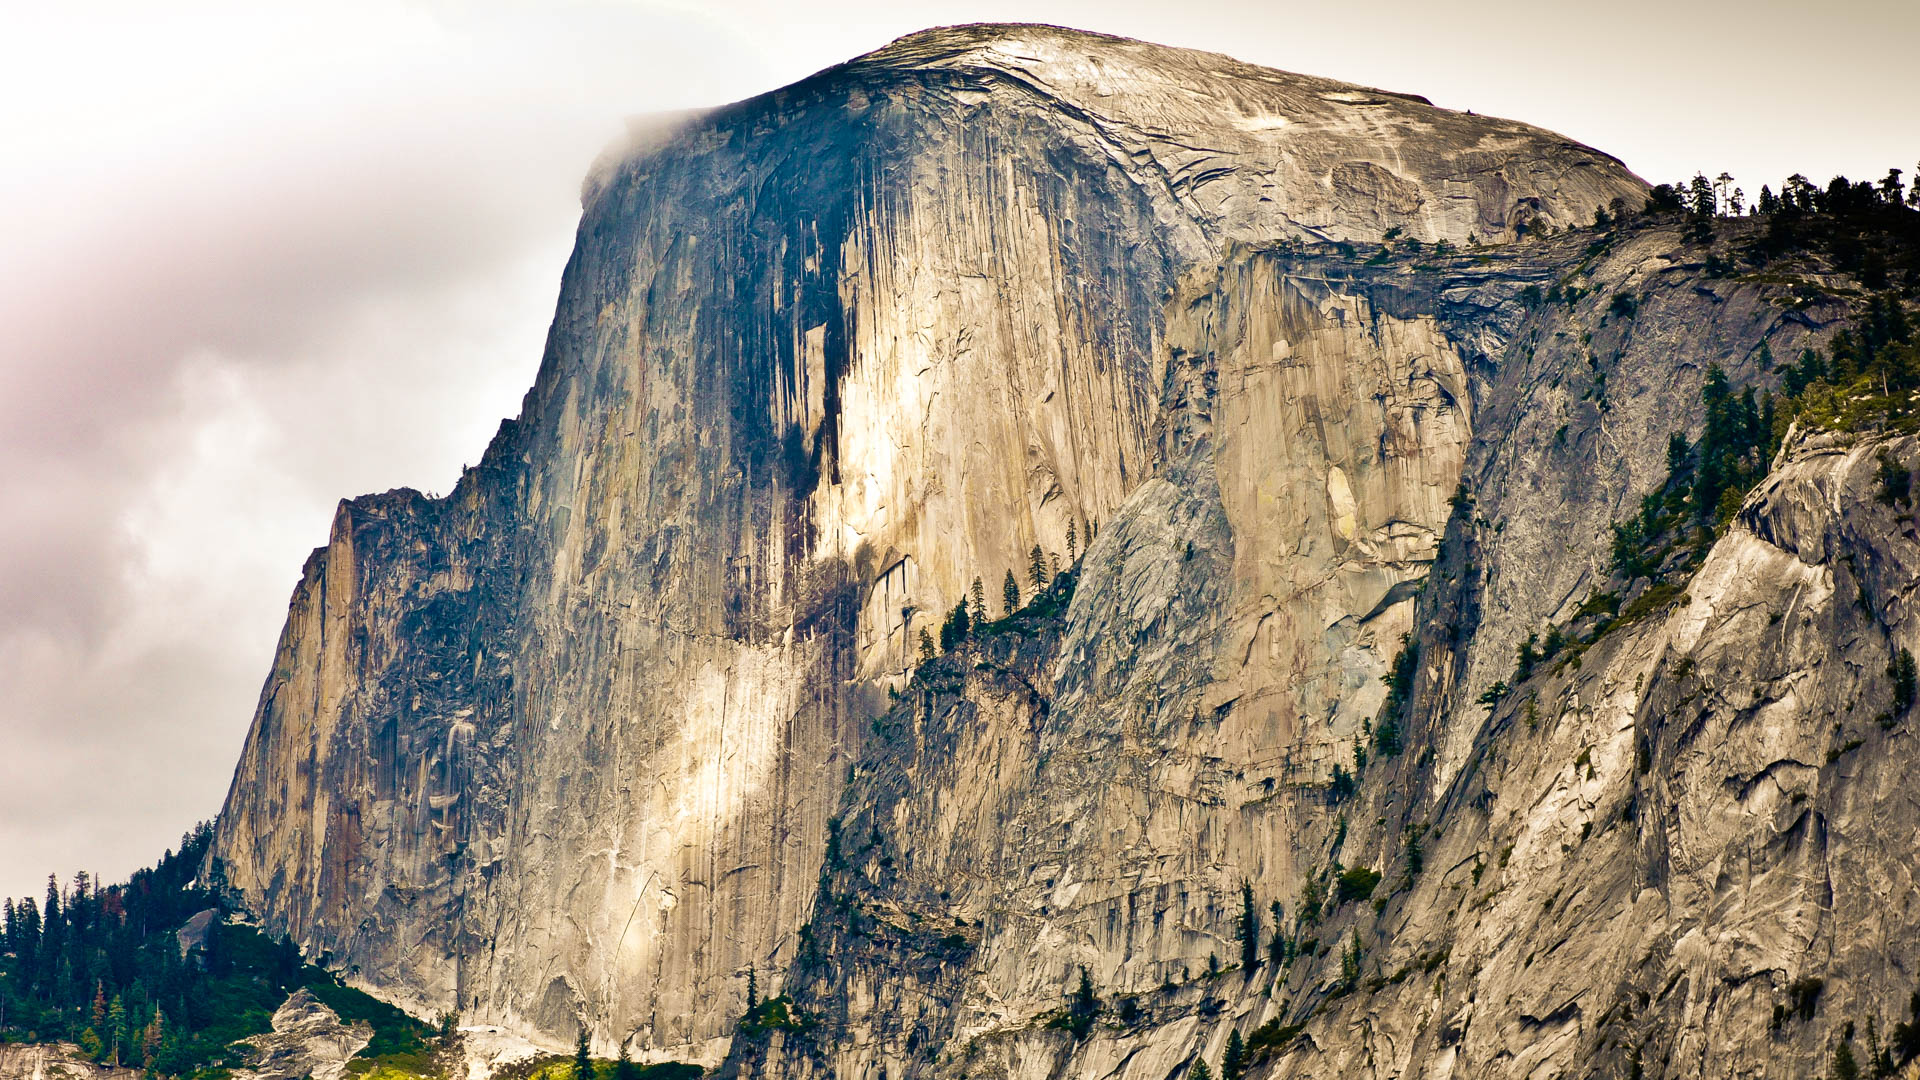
left=209, top=21, right=1660, bottom=1065
left=731, top=229, right=1915, bottom=1080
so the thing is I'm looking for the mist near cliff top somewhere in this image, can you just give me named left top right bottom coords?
left=0, top=0, right=1911, bottom=904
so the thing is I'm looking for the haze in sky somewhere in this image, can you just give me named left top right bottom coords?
left=1, top=0, right=1913, bottom=903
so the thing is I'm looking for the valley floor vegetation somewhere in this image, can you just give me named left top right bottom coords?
left=0, top=825, right=444, bottom=1079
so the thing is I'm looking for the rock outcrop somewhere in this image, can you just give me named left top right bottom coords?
left=207, top=20, right=1917, bottom=1080
left=0, top=1044, right=142, bottom=1080
left=233, top=990, right=374, bottom=1080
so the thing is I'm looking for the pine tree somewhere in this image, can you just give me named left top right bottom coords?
left=940, top=600, right=971, bottom=652
left=615, top=1043, right=639, bottom=1080
left=1003, top=570, right=1020, bottom=615
left=1691, top=174, right=1718, bottom=217
left=1028, top=545, right=1049, bottom=592
left=1880, top=168, right=1905, bottom=206
left=1892, top=648, right=1917, bottom=715
left=918, top=627, right=935, bottom=662
left=1785, top=173, right=1817, bottom=211
left=1190, top=1059, right=1214, bottom=1080
left=1833, top=1039, right=1860, bottom=1080
left=1066, top=519, right=1077, bottom=562
left=1237, top=881, right=1258, bottom=970
left=141, top=1011, right=164, bottom=1066
left=1686, top=173, right=1717, bottom=243
left=11, top=896, right=38, bottom=976
left=1066, top=966, right=1098, bottom=1038
left=1222, top=1029, right=1247, bottom=1080
left=970, top=576, right=987, bottom=623
left=107, top=996, right=125, bottom=1065
left=746, top=964, right=759, bottom=1015
left=574, top=1028, right=594, bottom=1080
left=1299, top=873, right=1323, bottom=924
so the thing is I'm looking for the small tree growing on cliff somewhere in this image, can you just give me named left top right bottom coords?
left=1298, top=873, right=1324, bottom=925
left=1222, top=1029, right=1247, bottom=1080
left=1832, top=1038, right=1860, bottom=1080
left=746, top=964, right=759, bottom=1014
left=1069, top=966, right=1098, bottom=1037
left=1237, top=881, right=1259, bottom=971
left=1340, top=927, right=1364, bottom=985
left=1066, top=519, right=1078, bottom=562
left=573, top=1028, right=594, bottom=1080
left=1048, top=966, right=1098, bottom=1038
left=1189, top=1059, right=1214, bottom=1080
left=918, top=627, right=936, bottom=662
left=1028, top=545, right=1050, bottom=592
left=940, top=600, right=971, bottom=651
left=971, top=576, right=988, bottom=623
left=1003, top=570, right=1021, bottom=616
left=1891, top=648, right=1916, bottom=718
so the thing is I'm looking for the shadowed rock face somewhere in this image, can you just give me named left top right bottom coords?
left=208, top=21, right=1661, bottom=1065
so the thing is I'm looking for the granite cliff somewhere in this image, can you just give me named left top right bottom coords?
left=740, top=227, right=1920, bottom=1080
left=207, top=21, right=1920, bottom=1080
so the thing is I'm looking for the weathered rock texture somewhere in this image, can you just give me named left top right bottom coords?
left=0, top=1045, right=142, bottom=1080
left=233, top=990, right=374, bottom=1080
left=732, top=223, right=1920, bottom=1080
left=206, top=20, right=1920, bottom=1080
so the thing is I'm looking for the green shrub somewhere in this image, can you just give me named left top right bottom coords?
left=1891, top=648, right=1916, bottom=716
left=1877, top=451, right=1913, bottom=507
left=1334, top=868, right=1382, bottom=904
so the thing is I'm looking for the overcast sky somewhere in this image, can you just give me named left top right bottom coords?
left=1, top=0, right=1912, bottom=905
